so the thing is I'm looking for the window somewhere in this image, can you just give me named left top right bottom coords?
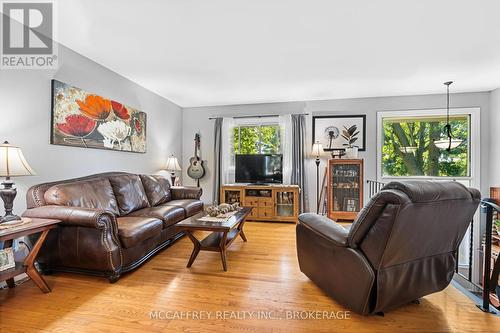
left=233, top=124, right=281, bottom=154
left=381, top=114, right=470, bottom=177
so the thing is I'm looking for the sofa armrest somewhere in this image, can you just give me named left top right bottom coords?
left=171, top=186, right=203, bottom=200
left=23, top=205, right=122, bottom=277
left=298, top=213, right=349, bottom=247
left=23, top=205, right=117, bottom=230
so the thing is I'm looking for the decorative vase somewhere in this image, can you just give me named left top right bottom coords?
left=345, top=146, right=359, bottom=159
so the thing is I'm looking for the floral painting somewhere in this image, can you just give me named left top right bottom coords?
left=51, top=80, right=146, bottom=153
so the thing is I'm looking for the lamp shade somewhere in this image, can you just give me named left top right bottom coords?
left=165, top=155, right=181, bottom=172
left=311, top=141, right=324, bottom=158
left=434, top=138, right=462, bottom=150
left=0, top=141, right=35, bottom=177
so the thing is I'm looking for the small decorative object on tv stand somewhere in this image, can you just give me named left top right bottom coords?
left=220, top=184, right=299, bottom=223
left=0, top=141, right=36, bottom=224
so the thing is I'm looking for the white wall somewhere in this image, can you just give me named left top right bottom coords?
left=490, top=88, right=500, bottom=187
left=0, top=43, right=182, bottom=213
left=182, top=92, right=491, bottom=210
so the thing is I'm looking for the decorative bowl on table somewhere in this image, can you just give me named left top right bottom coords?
left=204, top=203, right=241, bottom=218
left=205, top=205, right=220, bottom=217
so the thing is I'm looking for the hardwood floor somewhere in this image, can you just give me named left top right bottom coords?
left=1, top=222, right=498, bottom=333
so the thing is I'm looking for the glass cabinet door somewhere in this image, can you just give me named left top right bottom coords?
left=224, top=190, right=242, bottom=204
left=275, top=191, right=295, bottom=217
left=331, top=164, right=361, bottom=213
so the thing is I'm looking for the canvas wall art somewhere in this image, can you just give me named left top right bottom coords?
left=51, top=80, right=147, bottom=153
left=312, top=115, right=366, bottom=151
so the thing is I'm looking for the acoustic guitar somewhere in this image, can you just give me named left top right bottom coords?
left=187, top=133, right=205, bottom=186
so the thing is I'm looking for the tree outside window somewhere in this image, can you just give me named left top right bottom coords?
left=233, top=125, right=280, bottom=154
left=382, top=115, right=469, bottom=177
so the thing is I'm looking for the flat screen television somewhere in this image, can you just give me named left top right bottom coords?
left=235, top=154, right=283, bottom=184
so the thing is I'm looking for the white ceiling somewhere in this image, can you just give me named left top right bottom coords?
left=56, top=0, right=500, bottom=107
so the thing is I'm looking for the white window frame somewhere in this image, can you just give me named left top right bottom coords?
left=232, top=117, right=281, bottom=155
left=376, top=107, right=480, bottom=188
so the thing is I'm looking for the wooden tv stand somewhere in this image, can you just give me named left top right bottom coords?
left=220, top=184, right=300, bottom=223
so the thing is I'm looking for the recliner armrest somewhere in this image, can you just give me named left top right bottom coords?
left=298, top=213, right=349, bottom=247
left=171, top=186, right=203, bottom=200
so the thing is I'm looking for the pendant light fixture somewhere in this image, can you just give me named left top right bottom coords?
left=399, top=146, right=417, bottom=154
left=433, top=81, right=463, bottom=151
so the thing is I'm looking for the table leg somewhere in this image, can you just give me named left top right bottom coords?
left=238, top=219, right=248, bottom=242
left=23, top=229, right=51, bottom=293
left=186, top=231, right=201, bottom=268
left=239, top=229, right=247, bottom=242
left=2, top=239, right=15, bottom=288
left=219, top=231, right=228, bottom=271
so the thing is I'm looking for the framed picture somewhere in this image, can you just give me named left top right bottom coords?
left=312, top=115, right=366, bottom=151
left=51, top=80, right=147, bottom=153
left=0, top=247, right=15, bottom=271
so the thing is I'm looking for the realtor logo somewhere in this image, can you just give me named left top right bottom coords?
left=1, top=1, right=58, bottom=69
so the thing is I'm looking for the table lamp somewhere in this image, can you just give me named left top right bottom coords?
left=0, top=141, right=36, bottom=223
left=165, top=154, right=181, bottom=185
left=311, top=141, right=324, bottom=214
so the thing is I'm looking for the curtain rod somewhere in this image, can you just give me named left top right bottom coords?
left=208, top=113, right=309, bottom=120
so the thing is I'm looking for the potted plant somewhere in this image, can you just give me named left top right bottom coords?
left=341, top=125, right=360, bottom=158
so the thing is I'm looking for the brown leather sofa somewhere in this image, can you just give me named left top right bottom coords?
left=23, top=172, right=203, bottom=282
left=296, top=181, right=480, bottom=315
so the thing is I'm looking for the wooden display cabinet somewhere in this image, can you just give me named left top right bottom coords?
left=220, top=184, right=300, bottom=223
left=327, top=159, right=364, bottom=221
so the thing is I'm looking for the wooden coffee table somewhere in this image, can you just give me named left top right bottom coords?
left=177, top=207, right=252, bottom=271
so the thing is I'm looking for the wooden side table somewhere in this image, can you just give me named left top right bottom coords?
left=0, top=218, right=60, bottom=293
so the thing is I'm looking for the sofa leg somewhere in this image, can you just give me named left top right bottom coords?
left=107, top=274, right=121, bottom=283
left=411, top=299, right=420, bottom=305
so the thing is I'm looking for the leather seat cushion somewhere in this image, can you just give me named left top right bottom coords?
left=108, top=175, right=150, bottom=215
left=116, top=216, right=163, bottom=248
left=129, top=205, right=185, bottom=228
left=165, top=199, right=203, bottom=217
left=44, top=178, right=119, bottom=215
left=140, top=175, right=171, bottom=206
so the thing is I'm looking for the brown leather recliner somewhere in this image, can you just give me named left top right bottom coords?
left=23, top=172, right=203, bottom=282
left=296, top=181, right=480, bottom=315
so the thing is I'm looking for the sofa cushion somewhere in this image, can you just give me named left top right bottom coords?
left=129, top=205, right=185, bottom=228
left=165, top=199, right=203, bottom=217
left=140, top=175, right=171, bottom=206
left=108, top=175, right=150, bottom=215
left=116, top=216, right=163, bottom=248
left=44, top=178, right=119, bottom=215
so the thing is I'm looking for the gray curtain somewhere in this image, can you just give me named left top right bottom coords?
left=291, top=114, right=309, bottom=213
left=212, top=118, right=223, bottom=204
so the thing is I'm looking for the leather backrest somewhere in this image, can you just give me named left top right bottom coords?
left=140, top=175, right=171, bottom=206
left=108, top=174, right=150, bottom=215
left=348, top=181, right=480, bottom=269
left=44, top=178, right=119, bottom=215
left=26, top=171, right=131, bottom=208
